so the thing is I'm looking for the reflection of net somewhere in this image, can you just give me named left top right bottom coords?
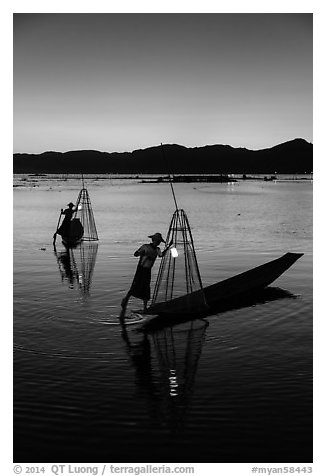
left=150, top=320, right=208, bottom=429
left=151, top=208, right=206, bottom=312
left=54, top=242, right=98, bottom=295
left=152, top=320, right=207, bottom=398
left=74, top=188, right=98, bottom=241
left=71, top=242, right=99, bottom=295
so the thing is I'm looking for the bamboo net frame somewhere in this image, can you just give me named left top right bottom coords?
left=74, top=188, right=98, bottom=241
left=150, top=208, right=206, bottom=312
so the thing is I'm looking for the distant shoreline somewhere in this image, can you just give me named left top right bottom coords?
left=14, top=173, right=313, bottom=184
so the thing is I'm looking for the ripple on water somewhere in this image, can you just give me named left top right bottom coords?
left=14, top=180, right=312, bottom=462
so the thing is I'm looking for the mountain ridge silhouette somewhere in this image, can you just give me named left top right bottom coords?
left=13, top=138, right=312, bottom=174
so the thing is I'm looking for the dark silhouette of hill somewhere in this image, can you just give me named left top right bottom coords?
left=13, top=138, right=312, bottom=174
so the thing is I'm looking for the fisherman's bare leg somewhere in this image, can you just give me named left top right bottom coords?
left=121, top=291, right=131, bottom=309
left=119, top=305, right=127, bottom=320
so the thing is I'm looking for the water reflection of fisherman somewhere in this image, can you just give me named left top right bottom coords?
left=53, top=202, right=76, bottom=243
left=120, top=233, right=172, bottom=315
left=120, top=321, right=156, bottom=400
left=53, top=244, right=75, bottom=288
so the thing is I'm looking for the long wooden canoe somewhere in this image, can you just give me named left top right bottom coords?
left=146, top=252, right=303, bottom=316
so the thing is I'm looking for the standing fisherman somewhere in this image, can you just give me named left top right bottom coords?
left=120, top=233, right=172, bottom=316
left=53, top=202, right=76, bottom=244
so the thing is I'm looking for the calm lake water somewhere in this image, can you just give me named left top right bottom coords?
left=13, top=176, right=312, bottom=463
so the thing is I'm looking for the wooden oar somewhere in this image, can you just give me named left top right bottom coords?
left=53, top=211, right=62, bottom=244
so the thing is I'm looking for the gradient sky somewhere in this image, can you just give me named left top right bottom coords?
left=13, top=13, right=312, bottom=153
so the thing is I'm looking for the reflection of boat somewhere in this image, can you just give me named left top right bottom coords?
left=147, top=252, right=303, bottom=317
left=53, top=242, right=98, bottom=295
left=143, top=286, right=298, bottom=332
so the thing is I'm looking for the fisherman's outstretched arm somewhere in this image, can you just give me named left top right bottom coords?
left=161, top=240, right=174, bottom=256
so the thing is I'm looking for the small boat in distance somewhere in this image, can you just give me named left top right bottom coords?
left=61, top=218, right=84, bottom=247
left=146, top=252, right=303, bottom=317
left=53, top=175, right=99, bottom=247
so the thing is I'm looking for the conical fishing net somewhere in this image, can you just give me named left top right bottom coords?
left=150, top=208, right=207, bottom=313
left=74, top=188, right=98, bottom=241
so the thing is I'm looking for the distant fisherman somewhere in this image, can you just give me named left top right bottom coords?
left=53, top=202, right=76, bottom=244
left=120, top=233, right=172, bottom=316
